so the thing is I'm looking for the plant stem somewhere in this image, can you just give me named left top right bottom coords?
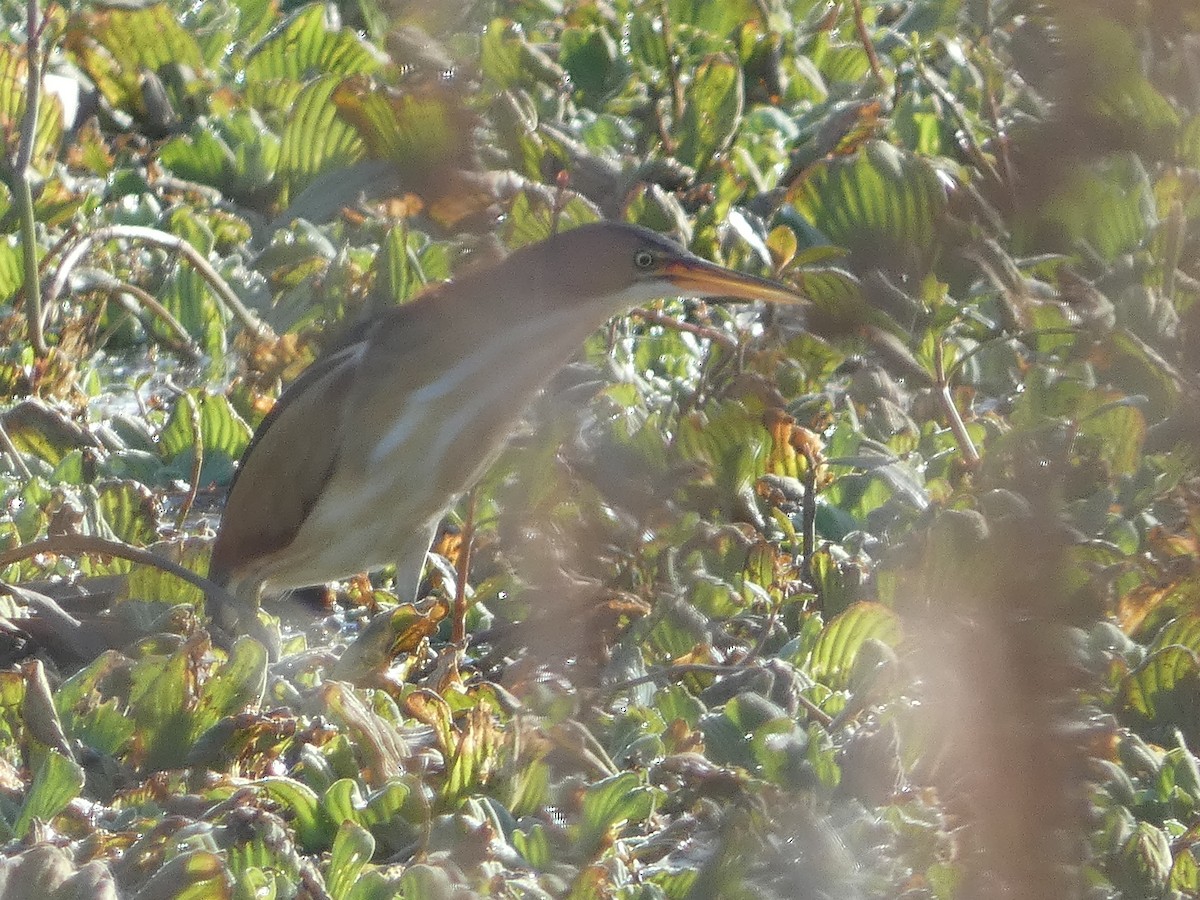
left=851, top=0, right=884, bottom=83
left=85, top=272, right=203, bottom=361
left=935, top=339, right=981, bottom=469
left=45, top=225, right=275, bottom=342
left=0, top=533, right=243, bottom=615
left=15, top=0, right=46, bottom=355
left=452, top=489, right=476, bottom=646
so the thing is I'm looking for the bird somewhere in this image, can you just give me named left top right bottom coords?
left=206, top=220, right=806, bottom=652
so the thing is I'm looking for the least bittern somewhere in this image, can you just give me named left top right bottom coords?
left=208, top=221, right=806, bottom=647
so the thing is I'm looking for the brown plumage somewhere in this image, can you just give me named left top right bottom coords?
left=207, top=221, right=806, bottom=637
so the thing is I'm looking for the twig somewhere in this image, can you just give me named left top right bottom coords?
left=850, top=0, right=884, bottom=83
left=605, top=662, right=835, bottom=726
left=934, top=339, right=981, bottom=469
left=44, top=225, right=274, bottom=342
left=801, top=446, right=818, bottom=591
left=0, top=533, right=243, bottom=613
left=628, top=306, right=740, bottom=352
left=14, top=0, right=46, bottom=354
left=0, top=421, right=32, bottom=480
left=945, top=327, right=1079, bottom=383
left=83, top=271, right=202, bottom=361
left=915, top=49, right=1003, bottom=185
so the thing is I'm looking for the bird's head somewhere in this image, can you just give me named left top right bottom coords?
left=505, top=221, right=808, bottom=313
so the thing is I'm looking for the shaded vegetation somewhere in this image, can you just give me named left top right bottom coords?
left=0, top=0, right=1198, bottom=897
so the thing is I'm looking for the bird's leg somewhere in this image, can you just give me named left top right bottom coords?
left=206, top=579, right=282, bottom=659
left=451, top=488, right=478, bottom=646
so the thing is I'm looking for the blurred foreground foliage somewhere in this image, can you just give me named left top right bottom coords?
left=0, top=0, right=1198, bottom=897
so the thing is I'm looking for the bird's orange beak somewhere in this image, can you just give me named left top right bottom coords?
left=662, top=258, right=807, bottom=306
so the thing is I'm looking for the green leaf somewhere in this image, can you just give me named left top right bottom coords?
left=3, top=400, right=98, bottom=467
left=330, top=77, right=477, bottom=180
left=126, top=538, right=209, bottom=606
left=1079, top=400, right=1146, bottom=477
left=790, top=141, right=947, bottom=276
left=160, top=111, right=281, bottom=198
left=327, top=820, right=376, bottom=898
left=560, top=26, right=628, bottom=106
left=196, top=637, right=268, bottom=723
left=1042, top=154, right=1157, bottom=260
left=55, top=652, right=136, bottom=756
left=480, top=18, right=565, bottom=90
left=254, top=777, right=330, bottom=851
left=11, top=750, right=85, bottom=839
left=65, top=3, right=205, bottom=119
left=1124, top=645, right=1199, bottom=726
left=0, top=45, right=64, bottom=175
left=93, top=480, right=158, bottom=546
left=323, top=778, right=413, bottom=835
left=276, top=75, right=365, bottom=202
left=628, top=14, right=670, bottom=73
left=749, top=719, right=812, bottom=789
left=397, top=864, right=455, bottom=900
left=128, top=647, right=193, bottom=772
left=1171, top=846, right=1200, bottom=894
left=0, top=235, right=22, bottom=304
left=1114, top=821, right=1172, bottom=897
left=136, top=850, right=231, bottom=900
left=244, top=4, right=381, bottom=84
left=805, top=602, right=902, bottom=691
left=159, top=391, right=253, bottom=484
left=159, top=264, right=227, bottom=360
left=676, top=55, right=744, bottom=173
left=576, top=772, right=655, bottom=857
left=512, top=822, right=552, bottom=870
left=666, top=0, right=762, bottom=36
left=376, top=224, right=426, bottom=305
left=654, top=684, right=705, bottom=729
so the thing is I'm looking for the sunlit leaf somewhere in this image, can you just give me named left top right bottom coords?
left=1042, top=154, right=1157, bottom=260
left=327, top=820, right=375, bottom=898
left=93, top=480, right=157, bottom=546
left=804, top=602, right=902, bottom=691
left=576, top=772, right=655, bottom=856
left=11, top=750, right=84, bottom=839
left=666, top=0, right=762, bottom=35
left=789, top=141, right=948, bottom=277
left=244, top=4, right=381, bottom=84
left=0, top=44, right=64, bottom=174
left=64, top=3, right=205, bottom=118
left=676, top=55, right=744, bottom=173
left=276, top=75, right=365, bottom=202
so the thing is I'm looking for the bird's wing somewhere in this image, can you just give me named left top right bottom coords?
left=208, top=342, right=364, bottom=585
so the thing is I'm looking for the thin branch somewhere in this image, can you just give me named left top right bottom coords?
left=452, top=488, right=477, bottom=646
left=935, top=339, right=981, bottom=469
left=14, top=0, right=47, bottom=354
left=850, top=0, right=884, bottom=83
left=83, top=271, right=202, bottom=361
left=0, top=533, right=243, bottom=614
left=45, top=225, right=275, bottom=342
left=0, top=421, right=32, bottom=480
left=801, top=447, right=818, bottom=590
left=605, top=662, right=835, bottom=726
left=628, top=306, right=740, bottom=352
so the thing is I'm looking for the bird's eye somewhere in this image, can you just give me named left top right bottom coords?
left=634, top=250, right=656, bottom=269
